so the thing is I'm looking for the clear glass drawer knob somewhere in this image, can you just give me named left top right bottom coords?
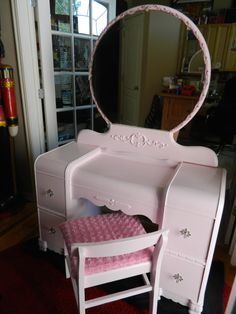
left=173, top=273, right=183, bottom=283
left=48, top=227, right=56, bottom=234
left=46, top=189, right=54, bottom=197
left=180, top=228, right=191, bottom=238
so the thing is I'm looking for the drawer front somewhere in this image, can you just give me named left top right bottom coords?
left=36, top=173, right=65, bottom=214
left=160, top=253, right=204, bottom=302
left=164, top=208, right=214, bottom=261
left=39, top=210, right=65, bottom=254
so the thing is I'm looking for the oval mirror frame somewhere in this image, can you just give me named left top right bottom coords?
left=89, top=4, right=211, bottom=134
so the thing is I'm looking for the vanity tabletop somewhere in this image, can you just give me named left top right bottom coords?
left=71, top=148, right=178, bottom=189
left=65, top=145, right=226, bottom=222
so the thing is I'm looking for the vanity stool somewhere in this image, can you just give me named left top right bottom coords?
left=59, top=212, right=168, bottom=314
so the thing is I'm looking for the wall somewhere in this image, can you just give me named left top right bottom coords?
left=140, top=10, right=181, bottom=122
left=0, top=0, right=34, bottom=200
left=213, top=0, right=232, bottom=11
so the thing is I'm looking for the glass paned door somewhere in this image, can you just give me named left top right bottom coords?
left=73, top=0, right=108, bottom=35
left=40, top=0, right=115, bottom=147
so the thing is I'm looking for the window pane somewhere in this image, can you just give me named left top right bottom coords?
left=75, top=75, right=91, bottom=106
left=92, top=1, right=108, bottom=36
left=74, top=38, right=91, bottom=71
left=57, top=111, right=75, bottom=142
left=48, top=0, right=112, bottom=147
left=73, top=0, right=90, bottom=35
left=50, top=0, right=71, bottom=32
left=55, top=74, right=73, bottom=108
left=52, top=35, right=72, bottom=71
left=76, top=108, right=92, bottom=131
left=55, top=0, right=70, bottom=15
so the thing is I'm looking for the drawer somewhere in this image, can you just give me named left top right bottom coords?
left=39, top=210, right=65, bottom=254
left=160, top=253, right=204, bottom=302
left=36, top=173, right=65, bottom=214
left=163, top=208, right=214, bottom=261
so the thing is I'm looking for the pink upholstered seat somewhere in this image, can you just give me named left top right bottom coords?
left=59, top=212, right=168, bottom=314
left=59, top=212, right=153, bottom=277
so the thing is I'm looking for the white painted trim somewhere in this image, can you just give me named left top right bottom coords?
left=11, top=0, right=45, bottom=160
left=35, top=0, right=58, bottom=150
left=103, top=0, right=116, bottom=21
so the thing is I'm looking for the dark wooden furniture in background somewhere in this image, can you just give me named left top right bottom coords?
left=160, top=93, right=198, bottom=138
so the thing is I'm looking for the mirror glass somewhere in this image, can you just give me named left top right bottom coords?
left=91, top=9, right=205, bottom=131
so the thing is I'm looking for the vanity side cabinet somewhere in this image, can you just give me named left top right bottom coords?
left=35, top=141, right=97, bottom=253
left=160, top=163, right=226, bottom=312
left=38, top=209, right=65, bottom=254
left=36, top=169, right=66, bottom=254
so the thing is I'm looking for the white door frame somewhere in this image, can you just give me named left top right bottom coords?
left=11, top=0, right=46, bottom=160
left=35, top=0, right=58, bottom=150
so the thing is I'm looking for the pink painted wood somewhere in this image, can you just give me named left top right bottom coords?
left=35, top=5, right=226, bottom=314
left=59, top=212, right=169, bottom=314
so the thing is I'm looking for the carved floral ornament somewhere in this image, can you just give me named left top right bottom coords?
left=111, top=132, right=168, bottom=149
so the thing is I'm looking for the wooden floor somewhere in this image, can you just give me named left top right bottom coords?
left=0, top=201, right=38, bottom=252
left=0, top=201, right=235, bottom=292
left=214, top=245, right=236, bottom=289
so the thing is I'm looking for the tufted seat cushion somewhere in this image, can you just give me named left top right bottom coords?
left=59, top=212, right=154, bottom=277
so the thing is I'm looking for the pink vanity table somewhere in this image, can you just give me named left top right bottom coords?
left=35, top=5, right=226, bottom=314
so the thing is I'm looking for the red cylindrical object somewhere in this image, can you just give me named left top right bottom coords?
left=0, top=64, right=18, bottom=136
left=1, top=79, right=17, bottom=120
left=0, top=104, right=6, bottom=127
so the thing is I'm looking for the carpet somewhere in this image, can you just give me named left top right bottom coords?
left=0, top=239, right=225, bottom=314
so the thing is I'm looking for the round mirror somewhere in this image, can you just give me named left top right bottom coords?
left=89, top=5, right=211, bottom=134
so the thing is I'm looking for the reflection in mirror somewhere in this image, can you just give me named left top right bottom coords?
left=91, top=10, right=204, bottom=130
left=188, top=50, right=204, bottom=73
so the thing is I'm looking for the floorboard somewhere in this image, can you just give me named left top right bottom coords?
left=0, top=201, right=38, bottom=252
